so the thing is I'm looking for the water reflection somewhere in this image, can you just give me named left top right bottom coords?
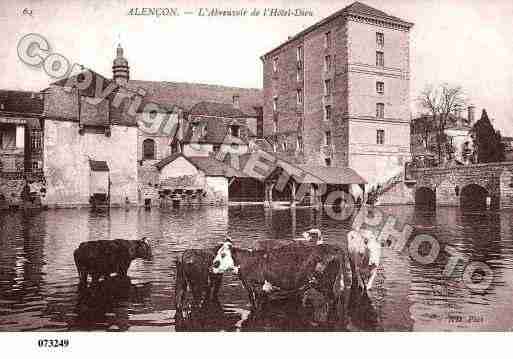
left=0, top=205, right=512, bottom=331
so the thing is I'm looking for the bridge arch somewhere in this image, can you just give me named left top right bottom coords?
left=415, top=187, right=436, bottom=209
left=460, top=184, right=489, bottom=211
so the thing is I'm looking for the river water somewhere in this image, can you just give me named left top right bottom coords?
left=0, top=205, right=512, bottom=331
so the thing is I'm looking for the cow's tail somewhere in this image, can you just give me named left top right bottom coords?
left=74, top=246, right=87, bottom=286
left=174, top=258, right=186, bottom=321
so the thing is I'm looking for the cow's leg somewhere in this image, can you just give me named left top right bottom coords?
left=91, top=272, right=100, bottom=285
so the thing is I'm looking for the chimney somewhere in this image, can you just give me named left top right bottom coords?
left=233, top=95, right=240, bottom=109
left=468, top=105, right=475, bottom=123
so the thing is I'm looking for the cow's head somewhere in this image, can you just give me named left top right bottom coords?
left=136, top=237, right=153, bottom=260
left=211, top=237, right=238, bottom=274
left=347, top=230, right=384, bottom=290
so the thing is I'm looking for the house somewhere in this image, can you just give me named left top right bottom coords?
left=181, top=101, right=255, bottom=157
left=0, top=90, right=45, bottom=206
left=261, top=1, right=414, bottom=186
left=411, top=106, right=475, bottom=166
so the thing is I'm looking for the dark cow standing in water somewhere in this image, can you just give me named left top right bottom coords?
left=211, top=240, right=352, bottom=326
left=74, top=238, right=152, bottom=286
left=175, top=247, right=223, bottom=321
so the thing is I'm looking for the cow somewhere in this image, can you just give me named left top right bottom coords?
left=347, top=230, right=383, bottom=291
left=74, top=237, right=152, bottom=286
left=211, top=239, right=352, bottom=326
left=174, top=247, right=223, bottom=321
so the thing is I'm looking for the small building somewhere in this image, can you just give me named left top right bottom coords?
left=154, top=153, right=247, bottom=206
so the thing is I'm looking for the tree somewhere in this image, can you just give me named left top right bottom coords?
left=418, top=83, right=466, bottom=164
left=472, top=109, right=505, bottom=163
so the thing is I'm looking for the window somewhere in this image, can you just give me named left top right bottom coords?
left=297, top=135, right=303, bottom=151
left=31, top=131, right=42, bottom=149
left=142, top=138, right=155, bottom=160
left=231, top=143, right=239, bottom=150
left=273, top=96, right=278, bottom=112
left=232, top=95, right=240, bottom=108
left=325, top=158, right=331, bottom=167
left=325, top=31, right=331, bottom=48
left=297, top=46, right=303, bottom=61
left=171, top=141, right=179, bottom=154
left=325, top=131, right=332, bottom=146
left=273, top=117, right=278, bottom=133
left=273, top=57, right=278, bottom=72
left=376, top=51, right=384, bottom=67
left=324, top=55, right=332, bottom=72
left=283, top=142, right=287, bottom=151
left=377, top=129, right=385, bottom=145
left=376, top=81, right=384, bottom=94
left=297, top=68, right=301, bottom=82
left=32, top=161, right=39, bottom=171
left=376, top=32, right=384, bottom=48
left=213, top=144, right=221, bottom=153
left=325, top=105, right=332, bottom=121
left=297, top=89, right=303, bottom=104
left=376, top=103, right=385, bottom=118
left=324, top=79, right=332, bottom=96
left=230, top=125, right=240, bottom=138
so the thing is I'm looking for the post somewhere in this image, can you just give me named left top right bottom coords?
left=290, top=181, right=296, bottom=208
left=16, top=125, right=25, bottom=149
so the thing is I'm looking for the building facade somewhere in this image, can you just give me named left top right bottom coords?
left=261, top=2, right=413, bottom=185
left=0, top=90, right=45, bottom=206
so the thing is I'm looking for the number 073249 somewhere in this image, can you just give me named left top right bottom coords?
left=37, top=339, right=69, bottom=348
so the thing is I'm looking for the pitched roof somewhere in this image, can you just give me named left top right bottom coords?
left=0, top=90, right=44, bottom=116
left=221, top=151, right=366, bottom=184
left=125, top=80, right=262, bottom=117
left=155, top=153, right=247, bottom=177
left=262, top=1, right=413, bottom=58
left=190, top=101, right=251, bottom=118
left=89, top=160, right=109, bottom=172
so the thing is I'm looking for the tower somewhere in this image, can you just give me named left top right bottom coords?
left=112, top=44, right=129, bottom=85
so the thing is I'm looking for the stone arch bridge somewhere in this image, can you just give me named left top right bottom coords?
left=406, top=162, right=513, bottom=210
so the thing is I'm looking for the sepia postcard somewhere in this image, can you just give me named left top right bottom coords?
left=1, top=0, right=513, bottom=354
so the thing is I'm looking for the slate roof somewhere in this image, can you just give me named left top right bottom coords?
left=262, top=1, right=413, bottom=58
left=189, top=101, right=251, bottom=118
left=89, top=160, right=109, bottom=172
left=0, top=90, right=44, bottom=116
left=221, top=151, right=366, bottom=184
left=125, top=80, right=262, bottom=117
left=154, top=153, right=247, bottom=177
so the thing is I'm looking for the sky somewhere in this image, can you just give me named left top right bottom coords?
left=1, top=0, right=513, bottom=135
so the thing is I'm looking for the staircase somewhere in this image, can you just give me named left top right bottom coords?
left=368, top=171, right=405, bottom=205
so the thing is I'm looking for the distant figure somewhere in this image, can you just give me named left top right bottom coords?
left=125, top=196, right=130, bottom=211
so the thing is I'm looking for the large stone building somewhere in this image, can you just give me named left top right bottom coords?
left=261, top=1, right=413, bottom=186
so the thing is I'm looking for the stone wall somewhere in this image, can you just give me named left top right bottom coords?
left=43, top=120, right=138, bottom=207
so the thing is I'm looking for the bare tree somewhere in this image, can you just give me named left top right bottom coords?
left=417, top=83, right=466, bottom=164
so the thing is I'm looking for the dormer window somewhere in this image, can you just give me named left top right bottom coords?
left=230, top=125, right=240, bottom=138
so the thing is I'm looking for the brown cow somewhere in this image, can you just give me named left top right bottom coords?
left=174, top=247, right=223, bottom=321
left=211, top=239, right=352, bottom=326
